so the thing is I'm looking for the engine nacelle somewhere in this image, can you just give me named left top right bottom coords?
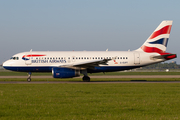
left=52, top=68, right=80, bottom=78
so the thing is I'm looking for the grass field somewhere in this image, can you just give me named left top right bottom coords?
left=1, top=70, right=180, bottom=119
left=0, top=83, right=180, bottom=120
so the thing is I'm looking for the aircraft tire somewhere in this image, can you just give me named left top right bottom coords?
left=83, top=76, right=90, bottom=82
left=27, top=78, right=31, bottom=82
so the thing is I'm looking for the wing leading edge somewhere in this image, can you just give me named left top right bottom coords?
left=59, top=58, right=113, bottom=70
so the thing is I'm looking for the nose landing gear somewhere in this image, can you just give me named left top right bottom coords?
left=27, top=72, right=31, bottom=82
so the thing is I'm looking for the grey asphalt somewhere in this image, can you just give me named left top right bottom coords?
left=0, top=75, right=180, bottom=84
left=1, top=75, right=180, bottom=78
left=1, top=81, right=180, bottom=84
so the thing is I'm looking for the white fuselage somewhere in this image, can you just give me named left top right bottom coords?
left=3, top=51, right=163, bottom=73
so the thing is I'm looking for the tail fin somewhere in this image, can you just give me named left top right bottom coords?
left=136, top=21, right=173, bottom=54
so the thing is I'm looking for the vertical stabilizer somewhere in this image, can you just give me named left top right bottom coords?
left=136, top=21, right=173, bottom=54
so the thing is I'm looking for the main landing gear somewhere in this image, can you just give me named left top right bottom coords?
left=83, top=76, right=90, bottom=82
left=27, top=72, right=31, bottom=82
left=81, top=70, right=90, bottom=82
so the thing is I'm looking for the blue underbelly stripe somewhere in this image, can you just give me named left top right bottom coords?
left=3, top=66, right=142, bottom=73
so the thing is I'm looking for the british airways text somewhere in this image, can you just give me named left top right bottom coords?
left=31, top=60, right=66, bottom=63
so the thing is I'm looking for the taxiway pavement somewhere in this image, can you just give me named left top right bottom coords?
left=0, top=75, right=180, bottom=78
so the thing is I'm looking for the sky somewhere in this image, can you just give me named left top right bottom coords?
left=0, top=0, right=180, bottom=64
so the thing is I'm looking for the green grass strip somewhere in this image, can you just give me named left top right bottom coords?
left=0, top=83, right=180, bottom=119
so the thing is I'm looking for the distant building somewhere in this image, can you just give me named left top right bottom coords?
left=0, top=64, right=3, bottom=69
left=172, top=61, right=176, bottom=64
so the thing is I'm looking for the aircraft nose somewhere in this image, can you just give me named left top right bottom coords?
left=2, top=60, right=18, bottom=71
left=2, top=61, right=7, bottom=68
left=2, top=60, right=11, bottom=68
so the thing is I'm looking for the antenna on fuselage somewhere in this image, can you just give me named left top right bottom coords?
left=30, top=49, right=32, bottom=52
left=106, top=49, right=108, bottom=51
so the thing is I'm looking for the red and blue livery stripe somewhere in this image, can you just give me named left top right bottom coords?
left=149, top=25, right=172, bottom=39
left=141, top=45, right=165, bottom=54
left=22, top=54, right=46, bottom=60
left=148, top=38, right=168, bottom=47
left=141, top=25, right=172, bottom=54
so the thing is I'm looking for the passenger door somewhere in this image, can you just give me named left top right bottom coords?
left=134, top=53, right=140, bottom=64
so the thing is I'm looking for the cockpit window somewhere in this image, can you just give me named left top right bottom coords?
left=10, top=57, right=19, bottom=60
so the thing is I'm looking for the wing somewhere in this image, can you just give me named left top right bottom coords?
left=60, top=58, right=113, bottom=70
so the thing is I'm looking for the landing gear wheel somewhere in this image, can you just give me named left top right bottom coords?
left=27, top=78, right=31, bottom=82
left=83, top=76, right=90, bottom=82
left=27, top=72, right=32, bottom=82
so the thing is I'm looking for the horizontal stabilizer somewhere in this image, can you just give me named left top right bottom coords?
left=152, top=53, right=177, bottom=60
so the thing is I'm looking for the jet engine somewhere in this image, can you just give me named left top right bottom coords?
left=52, top=68, right=80, bottom=78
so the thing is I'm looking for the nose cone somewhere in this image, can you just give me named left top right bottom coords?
left=2, top=60, right=15, bottom=71
left=2, top=61, right=9, bottom=69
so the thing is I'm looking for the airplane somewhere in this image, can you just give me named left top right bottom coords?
left=3, top=20, right=177, bottom=82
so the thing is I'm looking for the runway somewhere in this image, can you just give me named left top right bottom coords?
left=0, top=75, right=180, bottom=84
left=1, top=81, right=180, bottom=84
left=1, top=75, right=180, bottom=78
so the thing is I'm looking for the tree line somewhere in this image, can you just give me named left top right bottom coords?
left=142, top=62, right=180, bottom=69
